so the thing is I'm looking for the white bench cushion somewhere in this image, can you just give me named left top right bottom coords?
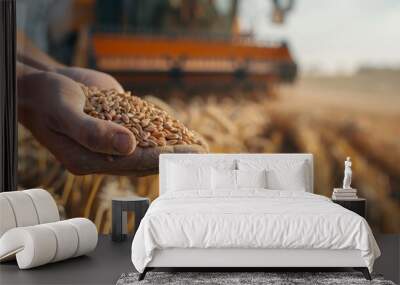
left=0, top=189, right=97, bottom=269
left=0, top=218, right=97, bottom=269
left=0, top=189, right=60, bottom=236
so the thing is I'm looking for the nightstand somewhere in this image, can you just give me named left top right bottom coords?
left=332, top=198, right=366, bottom=218
left=112, top=197, right=150, bottom=242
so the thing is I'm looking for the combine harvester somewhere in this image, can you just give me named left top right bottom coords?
left=89, top=0, right=296, bottom=95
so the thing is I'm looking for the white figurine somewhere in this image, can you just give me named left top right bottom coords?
left=343, top=157, right=352, bottom=189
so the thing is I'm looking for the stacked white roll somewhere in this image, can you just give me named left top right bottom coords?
left=0, top=189, right=59, bottom=236
left=0, top=219, right=98, bottom=269
left=0, top=189, right=98, bottom=269
left=0, top=195, right=17, bottom=237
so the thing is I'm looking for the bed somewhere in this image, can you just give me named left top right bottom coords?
left=131, top=154, right=380, bottom=280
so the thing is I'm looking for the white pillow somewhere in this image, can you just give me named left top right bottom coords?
left=266, top=167, right=306, bottom=191
left=212, top=168, right=237, bottom=190
left=238, top=159, right=309, bottom=191
left=236, top=169, right=267, bottom=189
left=166, top=158, right=236, bottom=170
left=168, top=163, right=211, bottom=191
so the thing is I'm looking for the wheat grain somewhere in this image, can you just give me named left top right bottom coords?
left=81, top=85, right=205, bottom=148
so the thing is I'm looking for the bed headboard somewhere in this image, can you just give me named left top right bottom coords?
left=159, top=153, right=314, bottom=195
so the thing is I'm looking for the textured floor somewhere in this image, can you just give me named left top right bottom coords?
left=1, top=235, right=398, bottom=284
left=117, top=272, right=395, bottom=285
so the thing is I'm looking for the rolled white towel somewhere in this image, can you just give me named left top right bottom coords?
left=0, top=218, right=98, bottom=269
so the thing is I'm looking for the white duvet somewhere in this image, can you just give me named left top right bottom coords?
left=131, top=190, right=380, bottom=273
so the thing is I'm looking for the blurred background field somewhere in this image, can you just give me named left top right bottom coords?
left=17, top=0, right=400, bottom=234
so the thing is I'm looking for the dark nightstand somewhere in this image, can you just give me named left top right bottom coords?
left=332, top=198, right=366, bottom=218
left=112, top=197, right=150, bottom=242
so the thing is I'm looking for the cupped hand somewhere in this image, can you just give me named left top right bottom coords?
left=56, top=66, right=124, bottom=92
left=18, top=70, right=207, bottom=176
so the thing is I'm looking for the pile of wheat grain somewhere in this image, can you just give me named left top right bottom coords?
left=81, top=85, right=204, bottom=148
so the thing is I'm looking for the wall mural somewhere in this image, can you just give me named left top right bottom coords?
left=16, top=0, right=400, bottom=234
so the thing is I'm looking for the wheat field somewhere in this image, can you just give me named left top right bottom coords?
left=17, top=71, right=400, bottom=234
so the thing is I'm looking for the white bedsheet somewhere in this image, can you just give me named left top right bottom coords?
left=131, top=190, right=380, bottom=273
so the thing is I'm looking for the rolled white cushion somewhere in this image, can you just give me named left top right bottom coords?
left=0, top=191, right=39, bottom=227
left=42, top=221, right=79, bottom=262
left=66, top=218, right=98, bottom=257
left=0, top=226, right=57, bottom=269
left=0, top=196, right=17, bottom=237
left=0, top=218, right=98, bottom=269
left=0, top=189, right=60, bottom=238
left=24, top=189, right=60, bottom=223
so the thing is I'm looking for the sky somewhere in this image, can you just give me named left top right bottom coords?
left=239, top=0, right=400, bottom=74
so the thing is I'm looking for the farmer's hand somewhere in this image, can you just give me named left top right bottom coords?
left=17, top=68, right=206, bottom=176
left=56, top=67, right=124, bottom=93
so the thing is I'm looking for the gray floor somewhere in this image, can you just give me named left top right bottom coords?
left=0, top=235, right=133, bottom=285
left=0, top=235, right=399, bottom=285
left=374, top=234, right=400, bottom=284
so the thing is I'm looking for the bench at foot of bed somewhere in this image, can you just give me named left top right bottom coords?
left=137, top=267, right=372, bottom=281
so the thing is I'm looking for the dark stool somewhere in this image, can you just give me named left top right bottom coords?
left=112, top=197, right=150, bottom=242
